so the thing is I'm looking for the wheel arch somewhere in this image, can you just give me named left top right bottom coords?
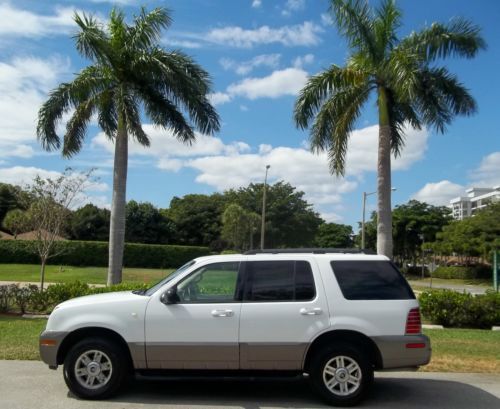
left=303, top=330, right=383, bottom=372
left=57, top=327, right=133, bottom=367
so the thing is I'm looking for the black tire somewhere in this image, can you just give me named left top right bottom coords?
left=309, top=343, right=373, bottom=407
left=63, top=337, right=129, bottom=400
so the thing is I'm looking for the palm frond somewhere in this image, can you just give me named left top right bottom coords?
left=310, top=83, right=371, bottom=175
left=63, top=98, right=96, bottom=157
left=294, top=65, right=371, bottom=130
left=129, top=7, right=172, bottom=50
left=97, top=89, right=118, bottom=138
left=122, top=93, right=150, bottom=146
left=400, top=17, right=486, bottom=62
left=373, top=0, right=401, bottom=57
left=73, top=12, right=111, bottom=64
left=330, top=0, right=377, bottom=59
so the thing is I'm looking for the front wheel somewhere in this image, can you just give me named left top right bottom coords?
left=63, top=337, right=128, bottom=399
left=309, top=344, right=373, bottom=406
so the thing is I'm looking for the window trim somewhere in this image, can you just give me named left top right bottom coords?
left=174, top=261, right=243, bottom=304
left=240, top=260, right=316, bottom=303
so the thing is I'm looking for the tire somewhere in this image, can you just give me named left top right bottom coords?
left=309, top=343, right=373, bottom=407
left=63, top=337, right=129, bottom=400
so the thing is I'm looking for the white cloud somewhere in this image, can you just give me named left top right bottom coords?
left=226, top=67, right=308, bottom=100
left=282, top=0, right=306, bottom=16
left=344, top=124, right=429, bottom=175
left=469, top=151, right=500, bottom=187
left=220, top=54, right=281, bottom=75
left=293, top=53, right=314, bottom=68
left=0, top=3, right=77, bottom=38
left=252, top=0, right=262, bottom=8
left=157, top=158, right=183, bottom=173
left=208, top=92, right=232, bottom=106
left=92, top=125, right=250, bottom=159
left=0, top=56, right=71, bottom=159
left=167, top=39, right=202, bottom=49
left=205, top=21, right=322, bottom=48
left=321, top=12, right=334, bottom=26
left=412, top=180, right=465, bottom=206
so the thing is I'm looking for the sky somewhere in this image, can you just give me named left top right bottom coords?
left=0, top=0, right=499, bottom=229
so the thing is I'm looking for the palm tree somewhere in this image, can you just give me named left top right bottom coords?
left=294, top=0, right=485, bottom=258
left=37, top=7, right=220, bottom=284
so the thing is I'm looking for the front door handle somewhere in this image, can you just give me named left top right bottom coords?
left=300, top=307, right=323, bottom=316
left=211, top=309, right=234, bottom=317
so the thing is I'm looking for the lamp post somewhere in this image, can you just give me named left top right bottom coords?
left=361, top=187, right=396, bottom=249
left=260, top=165, right=271, bottom=250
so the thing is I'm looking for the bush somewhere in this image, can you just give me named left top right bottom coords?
left=0, top=240, right=210, bottom=269
left=0, top=281, right=150, bottom=314
left=419, top=289, right=500, bottom=328
left=432, top=265, right=491, bottom=280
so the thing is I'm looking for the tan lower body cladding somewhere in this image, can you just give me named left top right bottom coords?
left=131, top=342, right=308, bottom=370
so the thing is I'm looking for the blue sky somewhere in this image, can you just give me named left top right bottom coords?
left=0, top=0, right=499, bottom=228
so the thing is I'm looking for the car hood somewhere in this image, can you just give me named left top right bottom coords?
left=55, top=291, right=147, bottom=309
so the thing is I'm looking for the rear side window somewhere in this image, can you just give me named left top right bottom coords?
left=243, top=260, right=315, bottom=302
left=330, top=261, right=415, bottom=300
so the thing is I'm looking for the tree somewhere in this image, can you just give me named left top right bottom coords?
left=226, top=181, right=323, bottom=248
left=70, top=204, right=110, bottom=241
left=165, top=193, right=227, bottom=247
left=315, top=222, right=353, bottom=248
left=0, top=183, right=31, bottom=226
left=126, top=200, right=175, bottom=244
left=2, top=209, right=29, bottom=238
left=294, top=0, right=485, bottom=258
left=37, top=7, right=220, bottom=285
left=221, top=204, right=260, bottom=251
left=23, top=169, right=91, bottom=290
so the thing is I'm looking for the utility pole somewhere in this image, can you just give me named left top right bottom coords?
left=260, top=165, right=270, bottom=250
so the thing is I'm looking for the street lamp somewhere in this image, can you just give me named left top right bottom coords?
left=260, top=165, right=271, bottom=250
left=361, top=187, right=396, bottom=249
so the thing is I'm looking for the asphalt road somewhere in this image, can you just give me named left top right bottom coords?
left=0, top=361, right=499, bottom=409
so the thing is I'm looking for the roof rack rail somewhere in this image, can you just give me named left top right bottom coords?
left=244, top=248, right=376, bottom=255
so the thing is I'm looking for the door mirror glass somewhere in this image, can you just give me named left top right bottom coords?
left=160, top=287, right=180, bottom=305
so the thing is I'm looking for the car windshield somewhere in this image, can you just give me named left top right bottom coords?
left=144, top=260, right=197, bottom=296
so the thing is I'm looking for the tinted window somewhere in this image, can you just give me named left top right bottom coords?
left=177, top=262, right=240, bottom=303
left=330, top=261, right=414, bottom=300
left=243, top=260, right=315, bottom=302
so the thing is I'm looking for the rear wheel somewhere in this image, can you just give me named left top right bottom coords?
left=309, top=344, right=373, bottom=406
left=63, top=337, right=128, bottom=399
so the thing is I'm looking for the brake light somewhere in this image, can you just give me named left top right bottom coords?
left=405, top=307, right=422, bottom=335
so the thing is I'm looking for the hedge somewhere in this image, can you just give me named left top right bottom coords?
left=0, top=240, right=210, bottom=269
left=419, top=289, right=500, bottom=329
left=432, top=265, right=491, bottom=280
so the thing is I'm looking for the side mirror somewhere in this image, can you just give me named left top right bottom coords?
left=160, top=287, right=180, bottom=305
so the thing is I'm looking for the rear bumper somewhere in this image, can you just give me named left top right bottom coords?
left=372, top=334, right=431, bottom=369
left=39, top=331, right=68, bottom=369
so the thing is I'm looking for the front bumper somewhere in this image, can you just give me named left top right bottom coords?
left=372, top=334, right=431, bottom=369
left=39, top=331, right=68, bottom=369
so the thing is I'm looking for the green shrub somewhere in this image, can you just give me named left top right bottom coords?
left=0, top=240, right=210, bottom=268
left=419, top=289, right=500, bottom=328
left=432, top=265, right=491, bottom=280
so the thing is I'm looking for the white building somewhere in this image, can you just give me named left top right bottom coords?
left=450, top=186, right=500, bottom=220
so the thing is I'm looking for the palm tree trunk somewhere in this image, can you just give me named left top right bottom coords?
left=377, top=87, right=393, bottom=258
left=107, top=115, right=128, bottom=285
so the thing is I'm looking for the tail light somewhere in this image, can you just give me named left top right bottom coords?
left=405, top=307, right=422, bottom=335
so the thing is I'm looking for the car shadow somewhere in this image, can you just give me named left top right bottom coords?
left=100, top=375, right=500, bottom=408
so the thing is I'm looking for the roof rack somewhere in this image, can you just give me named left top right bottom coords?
left=244, top=248, right=376, bottom=255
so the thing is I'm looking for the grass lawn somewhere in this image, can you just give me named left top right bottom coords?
left=422, top=329, right=500, bottom=373
left=0, top=264, right=173, bottom=285
left=1, top=315, right=498, bottom=373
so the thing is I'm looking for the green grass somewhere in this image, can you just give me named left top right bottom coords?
left=422, top=329, right=500, bottom=373
left=0, top=264, right=173, bottom=285
left=1, top=316, right=498, bottom=373
left=0, top=316, right=47, bottom=360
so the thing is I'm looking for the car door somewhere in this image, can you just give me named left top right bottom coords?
left=145, top=261, right=242, bottom=369
left=239, top=258, right=330, bottom=370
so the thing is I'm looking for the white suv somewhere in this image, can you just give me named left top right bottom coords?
left=40, top=249, right=431, bottom=406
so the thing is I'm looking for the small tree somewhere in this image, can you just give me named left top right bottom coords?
left=221, top=204, right=260, bottom=251
left=23, top=169, right=93, bottom=290
left=2, top=209, right=29, bottom=238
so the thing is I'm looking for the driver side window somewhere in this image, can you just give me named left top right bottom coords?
left=177, top=262, right=240, bottom=303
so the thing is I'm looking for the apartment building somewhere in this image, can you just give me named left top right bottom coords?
left=450, top=186, right=500, bottom=220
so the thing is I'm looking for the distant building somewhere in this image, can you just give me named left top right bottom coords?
left=450, top=186, right=500, bottom=220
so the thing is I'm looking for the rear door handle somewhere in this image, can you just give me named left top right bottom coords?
left=300, top=307, right=323, bottom=316
left=211, top=309, right=234, bottom=317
